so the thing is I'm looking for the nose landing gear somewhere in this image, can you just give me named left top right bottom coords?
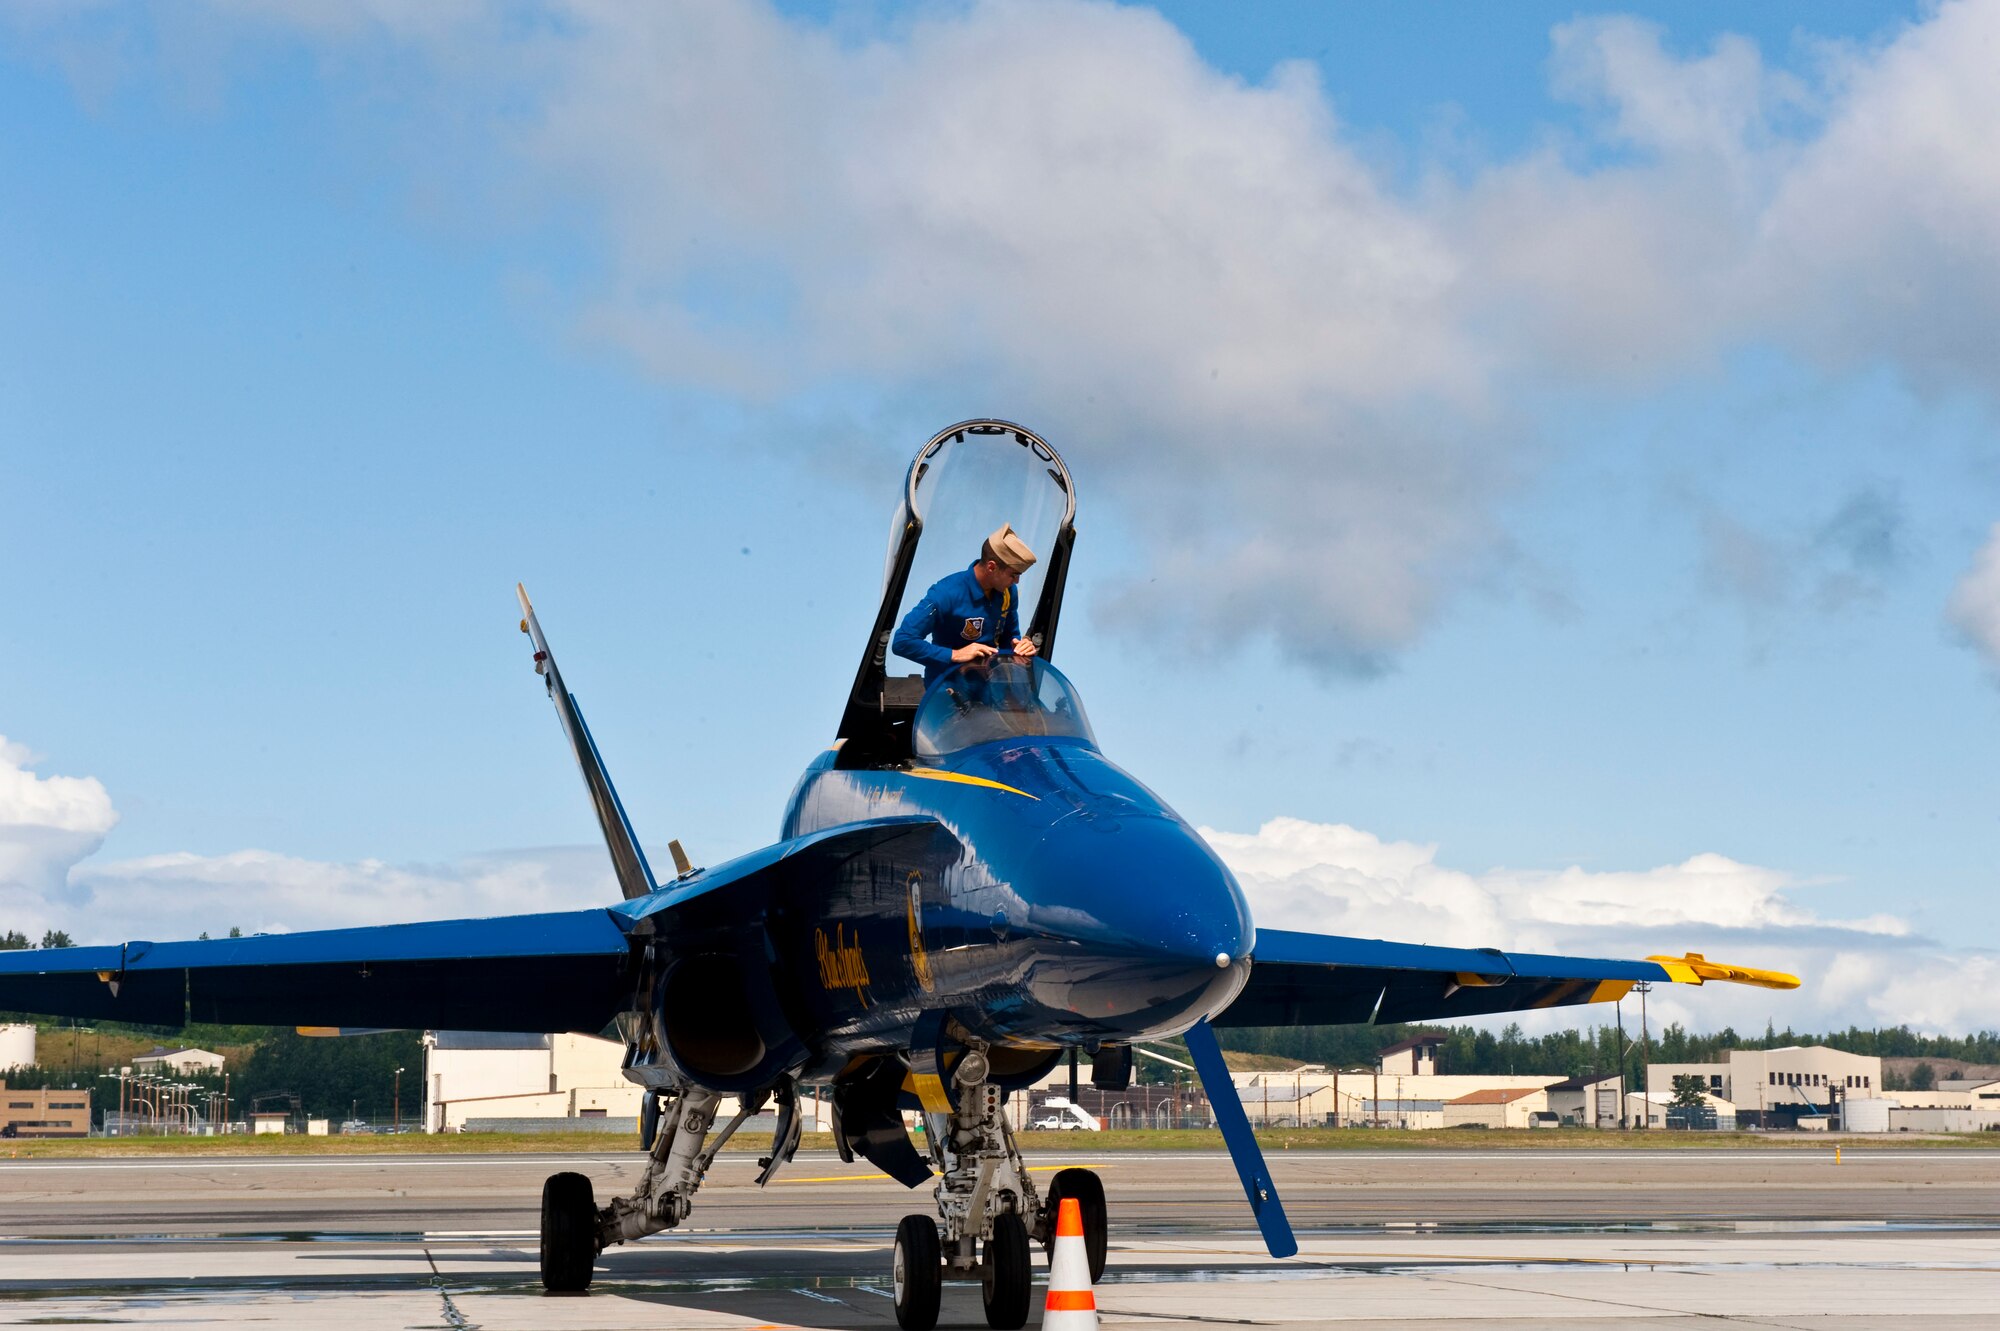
left=891, top=1051, right=1107, bottom=1331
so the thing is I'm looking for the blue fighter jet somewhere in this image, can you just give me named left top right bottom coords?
left=0, top=420, right=1797, bottom=1330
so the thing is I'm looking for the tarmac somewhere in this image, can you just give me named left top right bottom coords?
left=2, top=1148, right=1995, bottom=1328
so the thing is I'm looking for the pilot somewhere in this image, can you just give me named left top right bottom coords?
left=892, top=523, right=1041, bottom=685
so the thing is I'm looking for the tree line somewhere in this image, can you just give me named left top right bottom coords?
left=1219, top=1020, right=2000, bottom=1078
left=1, top=930, right=75, bottom=950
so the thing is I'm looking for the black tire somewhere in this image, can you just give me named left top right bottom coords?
left=892, top=1214, right=943, bottom=1331
left=981, top=1210, right=1032, bottom=1330
left=540, top=1171, right=598, bottom=1293
left=1044, top=1167, right=1108, bottom=1282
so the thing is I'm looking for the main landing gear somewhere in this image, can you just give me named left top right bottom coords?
left=891, top=1048, right=1109, bottom=1331
left=538, top=1082, right=804, bottom=1293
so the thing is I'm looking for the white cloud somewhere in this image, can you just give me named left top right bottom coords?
left=1207, top=815, right=1976, bottom=1034
left=1947, top=522, right=2000, bottom=671
left=68, top=844, right=616, bottom=942
left=0, top=731, right=614, bottom=943
left=14, top=0, right=2000, bottom=670
left=0, top=736, right=118, bottom=925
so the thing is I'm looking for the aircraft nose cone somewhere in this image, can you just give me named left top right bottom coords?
left=1027, top=814, right=1249, bottom=960
left=1019, top=815, right=1253, bottom=1037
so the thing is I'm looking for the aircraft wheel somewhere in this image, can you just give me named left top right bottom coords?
left=540, top=1171, right=597, bottom=1293
left=892, top=1214, right=943, bottom=1331
left=980, top=1210, right=1032, bottom=1330
left=1044, top=1166, right=1108, bottom=1282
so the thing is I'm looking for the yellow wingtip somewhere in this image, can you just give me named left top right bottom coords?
left=1647, top=952, right=1801, bottom=990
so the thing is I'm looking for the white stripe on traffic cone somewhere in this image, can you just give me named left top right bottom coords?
left=1043, top=1195, right=1097, bottom=1330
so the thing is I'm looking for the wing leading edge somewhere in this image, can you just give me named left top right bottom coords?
left=1214, top=929, right=1798, bottom=1029
left=0, top=908, right=639, bottom=1033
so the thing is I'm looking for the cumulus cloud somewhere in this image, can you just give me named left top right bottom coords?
left=0, top=737, right=118, bottom=930
left=1207, top=815, right=1978, bottom=1034
left=68, top=845, right=617, bottom=942
left=0, top=731, right=614, bottom=943
left=11, top=0, right=2000, bottom=669
left=1947, top=522, right=2000, bottom=671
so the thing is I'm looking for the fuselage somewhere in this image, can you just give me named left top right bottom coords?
left=773, top=719, right=1254, bottom=1065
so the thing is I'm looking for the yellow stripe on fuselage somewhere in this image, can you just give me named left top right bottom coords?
left=902, top=768, right=1038, bottom=800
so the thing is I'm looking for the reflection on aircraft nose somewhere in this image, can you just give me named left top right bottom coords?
left=1024, top=807, right=1256, bottom=1023
left=1023, top=812, right=1253, bottom=982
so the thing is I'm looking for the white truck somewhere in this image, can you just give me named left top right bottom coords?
left=1029, top=1097, right=1102, bottom=1131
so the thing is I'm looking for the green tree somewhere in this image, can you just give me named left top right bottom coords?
left=39, top=929, right=75, bottom=949
left=235, top=1029, right=426, bottom=1121
left=0, top=930, right=29, bottom=951
left=1911, top=1062, right=1936, bottom=1090
left=1670, top=1074, right=1709, bottom=1109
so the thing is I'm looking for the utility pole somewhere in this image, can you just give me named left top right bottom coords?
left=394, top=1067, right=406, bottom=1133
left=1636, top=981, right=1652, bottom=1130
left=1616, top=999, right=1629, bottom=1129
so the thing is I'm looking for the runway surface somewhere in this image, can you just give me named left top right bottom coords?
left=3, top=1148, right=1995, bottom=1328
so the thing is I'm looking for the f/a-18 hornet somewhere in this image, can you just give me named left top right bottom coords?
left=0, top=421, right=1796, bottom=1330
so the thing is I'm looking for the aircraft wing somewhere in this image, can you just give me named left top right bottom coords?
left=0, top=817, right=951, bottom=1034
left=0, top=908, right=640, bottom=1032
left=1213, top=929, right=1798, bottom=1028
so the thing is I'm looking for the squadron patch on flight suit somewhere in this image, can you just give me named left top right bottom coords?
left=960, top=617, right=985, bottom=641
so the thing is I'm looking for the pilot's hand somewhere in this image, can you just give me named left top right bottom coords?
left=952, top=642, right=998, bottom=664
left=1013, top=637, right=1039, bottom=661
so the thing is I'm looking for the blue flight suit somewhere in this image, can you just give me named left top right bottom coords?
left=893, top=562, right=1021, bottom=684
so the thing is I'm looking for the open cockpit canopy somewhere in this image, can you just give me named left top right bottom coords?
left=839, top=420, right=1077, bottom=764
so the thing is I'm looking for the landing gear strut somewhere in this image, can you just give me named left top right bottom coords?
left=537, top=1082, right=804, bottom=1293
left=892, top=1046, right=1108, bottom=1331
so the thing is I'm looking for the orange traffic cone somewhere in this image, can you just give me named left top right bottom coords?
left=1044, top=1196, right=1098, bottom=1331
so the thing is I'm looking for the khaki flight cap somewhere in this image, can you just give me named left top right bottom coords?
left=986, top=523, right=1038, bottom=574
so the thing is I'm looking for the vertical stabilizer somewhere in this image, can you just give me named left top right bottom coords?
left=517, top=584, right=658, bottom=901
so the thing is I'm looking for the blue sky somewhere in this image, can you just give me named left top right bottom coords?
left=3, top=1, right=1996, bottom=1035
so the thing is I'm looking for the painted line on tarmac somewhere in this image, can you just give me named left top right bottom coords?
left=0, top=1156, right=638, bottom=1172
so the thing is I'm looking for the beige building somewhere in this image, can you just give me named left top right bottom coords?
left=1648, top=1046, right=1881, bottom=1127
left=423, top=1030, right=647, bottom=1132
left=1843, top=1082, right=2000, bottom=1134
left=1546, top=1073, right=1624, bottom=1127
left=132, top=1046, right=226, bottom=1076
left=1378, top=1035, right=1444, bottom=1077
left=1443, top=1087, right=1550, bottom=1129
left=1626, top=1088, right=1737, bottom=1129
left=1, top=1082, right=92, bottom=1137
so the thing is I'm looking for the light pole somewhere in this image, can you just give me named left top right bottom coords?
left=394, top=1067, right=406, bottom=1133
